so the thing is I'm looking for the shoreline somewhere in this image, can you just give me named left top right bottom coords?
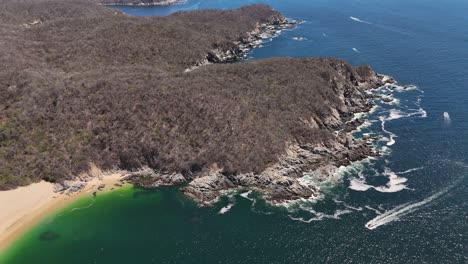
left=0, top=174, right=127, bottom=252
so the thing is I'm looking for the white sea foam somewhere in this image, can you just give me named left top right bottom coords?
left=387, top=135, right=396, bottom=146
left=322, top=33, right=328, bottom=37
left=350, top=16, right=372, bottom=24
left=354, top=120, right=372, bottom=133
left=386, top=109, right=405, bottom=120
left=374, top=168, right=408, bottom=193
left=443, top=112, right=451, bottom=123
left=379, top=93, right=400, bottom=105
left=380, top=145, right=392, bottom=156
left=382, top=107, right=427, bottom=123
left=343, top=204, right=363, bottom=211
left=349, top=178, right=373, bottom=191
left=379, top=116, right=397, bottom=146
left=365, top=184, right=451, bottom=229
left=380, top=75, right=393, bottom=83
left=385, top=84, right=420, bottom=93
left=292, top=36, right=307, bottom=41
left=352, top=47, right=360, bottom=53
left=218, top=203, right=235, bottom=214
left=349, top=168, right=408, bottom=193
left=396, top=167, right=423, bottom=175
left=369, top=104, right=379, bottom=114
left=239, top=190, right=254, bottom=201
left=289, top=209, right=353, bottom=223
left=365, top=205, right=382, bottom=215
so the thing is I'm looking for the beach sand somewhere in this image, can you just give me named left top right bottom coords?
left=0, top=173, right=126, bottom=251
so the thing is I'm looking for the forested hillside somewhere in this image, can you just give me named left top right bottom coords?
left=0, top=0, right=381, bottom=193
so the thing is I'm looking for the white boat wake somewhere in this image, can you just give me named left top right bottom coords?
left=350, top=16, right=372, bottom=24
left=365, top=178, right=460, bottom=230
left=443, top=112, right=451, bottom=124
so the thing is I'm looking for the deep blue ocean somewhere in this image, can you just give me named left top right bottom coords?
left=1, top=0, right=467, bottom=263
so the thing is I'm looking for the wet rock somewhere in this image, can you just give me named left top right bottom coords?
left=126, top=168, right=188, bottom=188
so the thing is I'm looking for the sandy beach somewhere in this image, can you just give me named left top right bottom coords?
left=0, top=173, right=126, bottom=251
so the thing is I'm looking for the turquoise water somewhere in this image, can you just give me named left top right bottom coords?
left=2, top=0, right=467, bottom=263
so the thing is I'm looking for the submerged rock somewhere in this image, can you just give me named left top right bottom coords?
left=39, top=231, right=60, bottom=242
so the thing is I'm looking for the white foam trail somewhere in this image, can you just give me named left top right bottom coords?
left=343, top=204, right=363, bottom=211
left=352, top=48, right=360, bottom=53
left=443, top=112, right=451, bottom=124
left=382, top=107, right=426, bottom=124
left=332, top=198, right=344, bottom=204
left=289, top=209, right=353, bottom=223
left=396, top=167, right=423, bottom=175
left=322, top=33, right=328, bottom=37
left=218, top=203, right=235, bottom=214
left=350, top=16, right=372, bottom=24
left=365, top=183, right=453, bottom=230
left=379, top=117, right=397, bottom=146
left=365, top=205, right=382, bottom=215
left=387, top=133, right=396, bottom=146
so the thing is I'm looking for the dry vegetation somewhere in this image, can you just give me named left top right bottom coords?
left=0, top=0, right=375, bottom=189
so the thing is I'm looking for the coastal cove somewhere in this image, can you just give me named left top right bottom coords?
left=1, top=0, right=468, bottom=263
left=0, top=174, right=127, bottom=253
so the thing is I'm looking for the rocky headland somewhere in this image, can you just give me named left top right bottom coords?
left=0, top=0, right=391, bottom=206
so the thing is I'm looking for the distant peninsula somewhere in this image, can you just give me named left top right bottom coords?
left=0, top=0, right=390, bottom=205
